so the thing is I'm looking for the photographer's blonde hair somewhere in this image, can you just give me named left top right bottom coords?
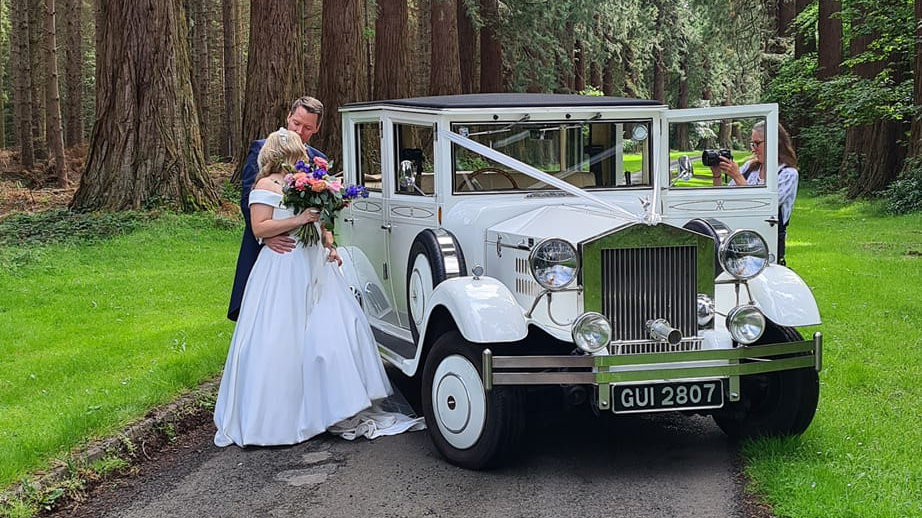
left=255, top=128, right=308, bottom=182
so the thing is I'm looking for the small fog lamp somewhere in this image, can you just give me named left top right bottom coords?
left=571, top=312, right=611, bottom=353
left=726, top=305, right=766, bottom=344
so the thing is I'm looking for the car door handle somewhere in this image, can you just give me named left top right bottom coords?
left=381, top=224, right=392, bottom=231
left=764, top=215, right=779, bottom=227
left=343, top=217, right=355, bottom=223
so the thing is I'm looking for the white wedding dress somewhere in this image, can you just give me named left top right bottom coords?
left=214, top=189, right=424, bottom=447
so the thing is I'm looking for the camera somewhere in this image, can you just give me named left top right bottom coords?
left=701, top=148, right=732, bottom=167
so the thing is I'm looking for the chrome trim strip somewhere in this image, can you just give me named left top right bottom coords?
left=814, top=331, right=822, bottom=372
left=432, top=228, right=463, bottom=278
left=483, top=349, right=493, bottom=391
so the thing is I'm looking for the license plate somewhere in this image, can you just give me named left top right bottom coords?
left=612, top=380, right=724, bottom=414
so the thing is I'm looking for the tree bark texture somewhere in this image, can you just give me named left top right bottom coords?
left=911, top=0, right=922, bottom=156
left=374, top=0, right=409, bottom=100
left=456, top=0, right=475, bottom=94
left=429, top=0, right=460, bottom=95
left=602, top=57, right=614, bottom=95
left=840, top=11, right=906, bottom=197
left=794, top=0, right=815, bottom=58
left=192, top=0, right=210, bottom=159
left=478, top=0, right=501, bottom=92
left=63, top=0, right=84, bottom=147
left=11, top=0, right=35, bottom=167
left=45, top=0, right=67, bottom=186
left=71, top=0, right=218, bottom=211
left=817, top=0, right=842, bottom=79
left=317, top=0, right=366, bottom=167
left=573, top=39, right=585, bottom=92
left=778, top=0, right=796, bottom=35
left=675, top=58, right=691, bottom=151
left=232, top=0, right=305, bottom=183
left=29, top=0, right=46, bottom=159
left=222, top=0, right=241, bottom=158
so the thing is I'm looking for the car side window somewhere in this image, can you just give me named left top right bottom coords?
left=394, top=123, right=435, bottom=196
left=355, top=122, right=382, bottom=192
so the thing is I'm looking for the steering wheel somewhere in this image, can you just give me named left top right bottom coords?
left=456, top=167, right=520, bottom=191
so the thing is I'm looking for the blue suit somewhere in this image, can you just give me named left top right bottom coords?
left=227, top=139, right=328, bottom=321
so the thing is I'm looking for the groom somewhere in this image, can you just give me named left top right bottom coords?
left=227, top=96, right=328, bottom=321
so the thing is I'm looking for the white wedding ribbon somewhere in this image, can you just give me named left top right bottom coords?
left=439, top=129, right=658, bottom=224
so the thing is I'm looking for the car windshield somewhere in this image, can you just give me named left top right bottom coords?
left=451, top=120, right=653, bottom=193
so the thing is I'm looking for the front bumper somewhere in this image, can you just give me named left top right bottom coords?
left=482, top=332, right=822, bottom=412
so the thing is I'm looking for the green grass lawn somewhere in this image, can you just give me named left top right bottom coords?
left=741, top=189, right=922, bottom=518
left=0, top=214, right=239, bottom=488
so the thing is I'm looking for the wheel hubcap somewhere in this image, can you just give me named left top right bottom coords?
left=431, top=354, right=486, bottom=449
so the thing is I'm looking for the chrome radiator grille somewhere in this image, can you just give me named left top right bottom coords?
left=600, top=246, right=698, bottom=342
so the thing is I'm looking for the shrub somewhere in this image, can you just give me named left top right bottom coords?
left=883, top=157, right=922, bottom=215
left=0, top=209, right=148, bottom=247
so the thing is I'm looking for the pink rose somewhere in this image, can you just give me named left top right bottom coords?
left=327, top=180, right=342, bottom=193
left=313, top=156, right=329, bottom=169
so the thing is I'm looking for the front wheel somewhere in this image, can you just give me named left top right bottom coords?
left=713, top=326, right=819, bottom=439
left=421, top=331, right=524, bottom=469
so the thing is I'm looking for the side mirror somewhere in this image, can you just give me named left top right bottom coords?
left=398, top=160, right=417, bottom=191
left=675, top=155, right=693, bottom=182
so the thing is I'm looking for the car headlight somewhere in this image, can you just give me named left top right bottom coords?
left=571, top=312, right=611, bottom=353
left=529, top=238, right=579, bottom=290
left=719, top=230, right=768, bottom=280
left=726, top=305, right=766, bottom=344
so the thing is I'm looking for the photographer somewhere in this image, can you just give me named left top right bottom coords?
left=709, top=122, right=799, bottom=265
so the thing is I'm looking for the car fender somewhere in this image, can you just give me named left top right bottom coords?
left=746, top=264, right=821, bottom=326
left=418, top=276, right=528, bottom=344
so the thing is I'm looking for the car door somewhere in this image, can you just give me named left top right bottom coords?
left=343, top=118, right=402, bottom=330
left=384, top=117, right=440, bottom=330
left=659, top=104, right=781, bottom=257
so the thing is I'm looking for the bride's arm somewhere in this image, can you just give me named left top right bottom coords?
left=251, top=204, right=317, bottom=238
left=250, top=180, right=317, bottom=238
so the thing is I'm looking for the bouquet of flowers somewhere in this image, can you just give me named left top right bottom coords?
left=281, top=156, right=369, bottom=246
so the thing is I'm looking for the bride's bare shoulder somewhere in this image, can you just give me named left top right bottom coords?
left=253, top=177, right=282, bottom=194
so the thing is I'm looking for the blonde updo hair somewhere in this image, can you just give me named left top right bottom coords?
left=255, top=128, right=308, bottom=182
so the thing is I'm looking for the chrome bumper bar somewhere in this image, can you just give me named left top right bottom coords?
left=482, top=332, right=822, bottom=410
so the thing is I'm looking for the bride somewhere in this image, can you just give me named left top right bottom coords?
left=214, top=128, right=423, bottom=447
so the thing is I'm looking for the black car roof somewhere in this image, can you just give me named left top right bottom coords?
left=342, top=93, right=662, bottom=110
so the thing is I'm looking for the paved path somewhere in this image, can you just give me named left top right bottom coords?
left=50, top=395, right=747, bottom=518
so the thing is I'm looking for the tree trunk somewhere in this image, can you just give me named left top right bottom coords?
left=192, top=0, right=210, bottom=159
left=45, top=0, right=67, bottom=186
left=675, top=57, right=691, bottom=150
left=71, top=0, right=218, bottom=211
left=817, top=0, right=842, bottom=79
left=602, top=57, right=614, bottom=95
left=222, top=0, right=241, bottom=158
left=778, top=0, right=796, bottom=35
left=11, top=0, right=34, bottom=167
left=429, top=0, right=460, bottom=95
left=910, top=0, right=922, bottom=157
left=589, top=61, right=602, bottom=91
left=456, top=0, right=475, bottom=94
left=232, top=0, right=306, bottom=183
left=794, top=0, right=815, bottom=58
left=841, top=7, right=906, bottom=197
left=30, top=0, right=46, bottom=160
left=573, top=39, right=585, bottom=92
left=63, top=0, right=84, bottom=147
left=374, top=0, right=409, bottom=100
left=316, top=0, right=365, bottom=166
left=478, top=0, right=501, bottom=92
left=363, top=0, right=373, bottom=97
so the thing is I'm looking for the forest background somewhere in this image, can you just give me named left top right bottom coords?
left=0, top=0, right=921, bottom=215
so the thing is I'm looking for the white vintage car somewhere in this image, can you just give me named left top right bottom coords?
left=335, top=94, right=821, bottom=469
